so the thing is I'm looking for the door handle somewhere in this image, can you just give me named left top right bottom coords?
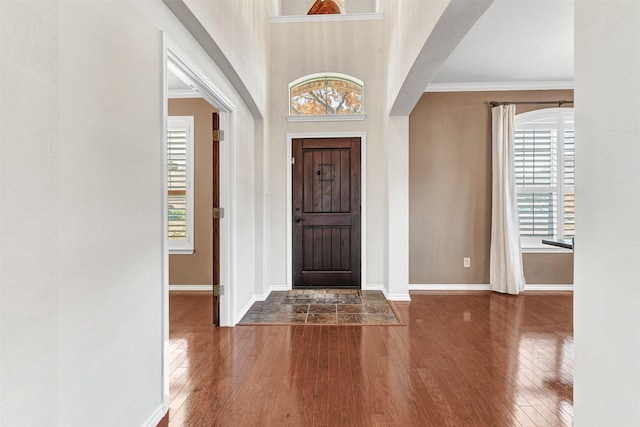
left=295, top=216, right=305, bottom=223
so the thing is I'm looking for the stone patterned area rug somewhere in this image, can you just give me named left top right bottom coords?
left=238, top=289, right=401, bottom=325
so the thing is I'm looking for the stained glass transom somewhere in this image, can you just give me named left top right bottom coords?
left=289, top=74, right=363, bottom=116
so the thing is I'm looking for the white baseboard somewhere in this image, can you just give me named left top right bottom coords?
left=168, top=284, right=212, bottom=292
left=255, top=283, right=289, bottom=301
left=410, top=283, right=573, bottom=292
left=410, top=284, right=491, bottom=291
left=524, top=284, right=574, bottom=291
left=387, top=293, right=412, bottom=301
left=365, top=284, right=411, bottom=301
left=142, top=404, right=166, bottom=427
left=235, top=295, right=256, bottom=325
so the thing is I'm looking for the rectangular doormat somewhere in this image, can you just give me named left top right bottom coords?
left=238, top=290, right=401, bottom=325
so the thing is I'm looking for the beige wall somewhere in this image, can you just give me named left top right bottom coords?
left=168, top=98, right=216, bottom=285
left=523, top=253, right=573, bottom=284
left=409, top=90, right=574, bottom=285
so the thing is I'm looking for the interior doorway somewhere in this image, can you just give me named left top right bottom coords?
left=166, top=95, right=221, bottom=324
left=162, top=33, right=238, bottom=328
left=161, top=33, right=238, bottom=422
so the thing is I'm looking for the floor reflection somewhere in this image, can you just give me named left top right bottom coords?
left=168, top=291, right=573, bottom=426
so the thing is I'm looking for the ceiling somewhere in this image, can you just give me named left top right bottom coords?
left=168, top=69, right=190, bottom=91
left=431, top=0, right=573, bottom=87
left=169, top=1, right=573, bottom=94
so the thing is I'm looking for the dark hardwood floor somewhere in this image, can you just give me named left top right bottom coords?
left=168, top=291, right=573, bottom=426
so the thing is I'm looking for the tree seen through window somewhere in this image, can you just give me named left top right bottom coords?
left=289, top=74, right=363, bottom=116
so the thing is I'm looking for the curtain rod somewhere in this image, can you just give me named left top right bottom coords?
left=489, top=100, right=574, bottom=108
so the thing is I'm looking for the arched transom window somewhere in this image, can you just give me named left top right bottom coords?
left=289, top=73, right=363, bottom=116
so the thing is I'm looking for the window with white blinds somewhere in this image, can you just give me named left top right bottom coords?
left=514, top=108, right=575, bottom=248
left=167, top=116, right=194, bottom=254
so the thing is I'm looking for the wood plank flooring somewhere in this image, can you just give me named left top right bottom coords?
left=168, top=291, right=573, bottom=426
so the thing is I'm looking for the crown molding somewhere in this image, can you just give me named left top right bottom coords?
left=425, top=81, right=575, bottom=93
left=168, top=89, right=203, bottom=99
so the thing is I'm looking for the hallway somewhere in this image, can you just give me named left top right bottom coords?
left=168, top=291, right=573, bottom=426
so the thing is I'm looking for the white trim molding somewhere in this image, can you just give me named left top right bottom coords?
left=256, top=283, right=289, bottom=301
left=168, top=89, right=202, bottom=99
left=367, top=284, right=411, bottom=301
left=425, top=81, right=575, bottom=93
left=236, top=296, right=256, bottom=323
left=142, top=405, right=167, bottom=427
left=287, top=114, right=366, bottom=122
left=387, top=293, right=411, bottom=301
left=410, top=283, right=573, bottom=292
left=410, top=284, right=491, bottom=291
left=367, top=283, right=387, bottom=297
left=271, top=13, right=383, bottom=24
left=524, top=284, right=574, bottom=291
left=168, top=284, right=213, bottom=292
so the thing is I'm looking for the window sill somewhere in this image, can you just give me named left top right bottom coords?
left=271, top=13, right=382, bottom=24
left=287, top=114, right=366, bottom=123
left=169, top=248, right=194, bottom=255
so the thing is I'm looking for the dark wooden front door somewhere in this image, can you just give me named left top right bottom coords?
left=292, top=137, right=361, bottom=288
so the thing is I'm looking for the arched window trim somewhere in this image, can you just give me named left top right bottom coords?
left=287, top=73, right=366, bottom=122
left=289, top=72, right=363, bottom=89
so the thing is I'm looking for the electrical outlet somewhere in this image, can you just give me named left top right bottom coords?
left=464, top=257, right=471, bottom=268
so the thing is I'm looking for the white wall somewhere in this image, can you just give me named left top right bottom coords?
left=383, top=0, right=450, bottom=113
left=384, top=0, right=492, bottom=115
left=0, top=2, right=60, bottom=424
left=178, top=0, right=269, bottom=313
left=269, top=19, right=387, bottom=292
left=1, top=1, right=260, bottom=424
left=386, top=116, right=409, bottom=299
left=184, top=0, right=271, bottom=117
left=574, top=2, right=640, bottom=425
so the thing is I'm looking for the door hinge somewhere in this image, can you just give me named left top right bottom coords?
left=213, top=284, right=223, bottom=296
left=213, top=207, right=225, bottom=219
left=212, top=129, right=224, bottom=142
left=291, top=157, right=295, bottom=165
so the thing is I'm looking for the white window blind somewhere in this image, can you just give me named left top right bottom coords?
left=514, top=108, right=575, bottom=248
left=167, top=116, right=194, bottom=254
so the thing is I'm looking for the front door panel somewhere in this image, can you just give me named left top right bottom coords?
left=292, top=138, right=361, bottom=288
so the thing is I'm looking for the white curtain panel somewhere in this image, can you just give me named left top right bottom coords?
left=490, top=104, right=525, bottom=294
